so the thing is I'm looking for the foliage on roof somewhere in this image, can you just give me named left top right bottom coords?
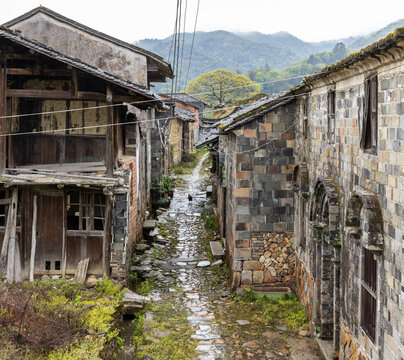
left=304, top=27, right=404, bottom=83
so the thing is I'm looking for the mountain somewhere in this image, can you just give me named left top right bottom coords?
left=349, top=19, right=404, bottom=50
left=135, top=19, right=404, bottom=91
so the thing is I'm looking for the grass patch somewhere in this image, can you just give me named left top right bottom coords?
left=171, top=148, right=208, bottom=175
left=133, top=302, right=197, bottom=360
left=0, top=278, right=124, bottom=359
left=233, top=290, right=307, bottom=331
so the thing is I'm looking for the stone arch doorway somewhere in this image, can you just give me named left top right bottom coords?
left=310, top=178, right=342, bottom=351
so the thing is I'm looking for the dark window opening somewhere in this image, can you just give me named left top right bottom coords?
left=55, top=261, right=61, bottom=270
left=303, top=97, right=309, bottom=139
left=0, top=189, right=22, bottom=228
left=327, top=90, right=336, bottom=143
left=361, top=247, right=377, bottom=342
left=67, top=190, right=106, bottom=231
left=45, top=261, right=51, bottom=270
left=361, top=74, right=378, bottom=152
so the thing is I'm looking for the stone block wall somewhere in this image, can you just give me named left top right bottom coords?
left=294, top=56, right=404, bottom=359
left=222, top=103, right=297, bottom=288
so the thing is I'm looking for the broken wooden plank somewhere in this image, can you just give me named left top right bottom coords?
left=6, top=188, right=19, bottom=283
left=29, top=195, right=38, bottom=282
left=73, top=258, right=89, bottom=283
left=0, top=196, right=13, bottom=275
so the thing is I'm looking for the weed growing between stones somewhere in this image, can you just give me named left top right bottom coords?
left=132, top=301, right=197, bottom=360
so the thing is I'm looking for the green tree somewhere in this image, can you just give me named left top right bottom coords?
left=186, top=69, right=260, bottom=107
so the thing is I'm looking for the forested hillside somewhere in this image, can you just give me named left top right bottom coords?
left=136, top=19, right=404, bottom=92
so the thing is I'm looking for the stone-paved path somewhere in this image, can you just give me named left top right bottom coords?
left=131, top=154, right=320, bottom=360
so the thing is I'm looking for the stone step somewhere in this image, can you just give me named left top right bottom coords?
left=143, top=219, right=157, bottom=230
left=209, top=241, right=224, bottom=260
left=206, top=185, right=213, bottom=196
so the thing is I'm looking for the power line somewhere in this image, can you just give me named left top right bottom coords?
left=185, top=0, right=201, bottom=86
left=179, top=0, right=188, bottom=88
left=0, top=60, right=397, bottom=121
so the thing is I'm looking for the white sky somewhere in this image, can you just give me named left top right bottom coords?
left=1, top=0, right=403, bottom=43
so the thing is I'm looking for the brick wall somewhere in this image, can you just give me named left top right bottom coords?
left=222, top=103, right=297, bottom=289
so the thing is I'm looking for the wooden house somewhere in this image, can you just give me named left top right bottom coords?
left=0, top=11, right=172, bottom=282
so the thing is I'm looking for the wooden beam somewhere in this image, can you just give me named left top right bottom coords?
left=6, top=89, right=71, bottom=99
left=106, top=85, right=114, bottom=177
left=29, top=194, right=37, bottom=282
left=0, top=196, right=13, bottom=275
left=71, top=69, right=78, bottom=98
left=103, top=195, right=112, bottom=277
left=7, top=68, right=71, bottom=77
left=0, top=61, right=6, bottom=174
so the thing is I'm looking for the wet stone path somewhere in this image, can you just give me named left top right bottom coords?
left=130, top=154, right=320, bottom=360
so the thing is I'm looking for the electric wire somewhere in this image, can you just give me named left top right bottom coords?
left=185, top=0, right=201, bottom=86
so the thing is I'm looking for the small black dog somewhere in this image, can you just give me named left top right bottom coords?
left=188, top=194, right=193, bottom=201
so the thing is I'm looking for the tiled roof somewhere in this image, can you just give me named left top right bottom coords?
left=0, top=26, right=166, bottom=108
left=195, top=126, right=219, bottom=148
left=174, top=106, right=197, bottom=122
left=162, top=93, right=208, bottom=107
left=4, top=6, right=173, bottom=79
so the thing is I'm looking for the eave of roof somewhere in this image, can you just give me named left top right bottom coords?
left=195, top=127, right=219, bottom=148
left=3, top=6, right=173, bottom=79
left=0, top=27, right=167, bottom=109
left=304, top=27, right=404, bottom=83
left=174, top=106, right=197, bottom=122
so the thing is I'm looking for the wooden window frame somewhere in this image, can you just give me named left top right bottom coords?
left=66, top=190, right=106, bottom=233
left=327, top=89, right=336, bottom=143
left=361, top=73, right=378, bottom=154
left=360, top=246, right=377, bottom=343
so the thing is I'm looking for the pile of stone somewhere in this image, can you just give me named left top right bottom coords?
left=259, top=233, right=295, bottom=283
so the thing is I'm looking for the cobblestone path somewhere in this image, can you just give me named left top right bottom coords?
left=130, top=154, right=320, bottom=360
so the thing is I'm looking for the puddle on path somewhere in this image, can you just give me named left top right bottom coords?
left=126, top=153, right=320, bottom=360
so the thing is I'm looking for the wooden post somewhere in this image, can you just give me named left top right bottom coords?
left=6, top=188, right=18, bottom=282
left=0, top=198, right=12, bottom=274
left=106, top=85, right=114, bottom=177
left=29, top=194, right=38, bottom=282
left=0, top=60, right=7, bottom=174
left=103, top=195, right=112, bottom=277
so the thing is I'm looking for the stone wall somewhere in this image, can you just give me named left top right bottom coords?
left=221, top=103, right=297, bottom=289
left=234, top=232, right=296, bottom=286
left=294, top=55, right=404, bottom=359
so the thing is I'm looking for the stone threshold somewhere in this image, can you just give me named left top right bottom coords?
left=315, top=338, right=338, bottom=360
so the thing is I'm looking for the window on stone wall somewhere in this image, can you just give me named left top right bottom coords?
left=302, top=96, right=309, bottom=139
left=361, top=73, right=378, bottom=153
left=327, top=89, right=336, bottom=143
left=361, top=247, right=377, bottom=342
left=67, top=190, right=106, bottom=231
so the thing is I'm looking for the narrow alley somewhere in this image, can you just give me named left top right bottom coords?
left=127, top=154, right=320, bottom=360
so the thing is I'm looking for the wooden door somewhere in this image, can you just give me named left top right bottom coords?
left=35, top=191, right=64, bottom=273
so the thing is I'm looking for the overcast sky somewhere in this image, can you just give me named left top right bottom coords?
left=1, top=0, right=404, bottom=44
